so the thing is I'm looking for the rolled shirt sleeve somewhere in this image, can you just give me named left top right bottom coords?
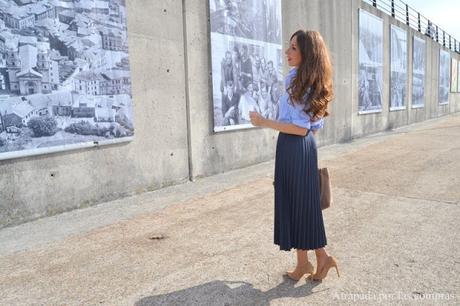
left=310, top=117, right=324, bottom=130
left=290, top=105, right=311, bottom=129
left=290, top=104, right=325, bottom=131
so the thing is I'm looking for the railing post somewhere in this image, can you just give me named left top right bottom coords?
left=373, top=0, right=377, bottom=8
left=449, top=36, right=451, bottom=50
left=406, top=4, right=409, bottom=25
left=436, top=25, right=439, bottom=42
left=391, top=0, right=395, bottom=17
left=443, top=31, right=445, bottom=47
left=417, top=13, right=421, bottom=32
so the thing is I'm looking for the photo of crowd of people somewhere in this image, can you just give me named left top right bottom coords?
left=211, top=36, right=283, bottom=130
left=439, top=50, right=450, bottom=105
left=451, top=58, right=458, bottom=93
left=412, top=36, right=425, bottom=108
left=209, top=0, right=283, bottom=132
left=390, top=25, right=407, bottom=110
left=358, top=10, right=383, bottom=114
left=458, top=61, right=460, bottom=94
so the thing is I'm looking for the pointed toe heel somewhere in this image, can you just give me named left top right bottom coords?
left=310, top=256, right=340, bottom=281
left=286, top=261, right=315, bottom=281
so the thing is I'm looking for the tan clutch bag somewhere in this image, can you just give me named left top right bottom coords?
left=319, top=168, right=332, bottom=210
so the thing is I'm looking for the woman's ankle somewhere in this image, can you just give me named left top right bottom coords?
left=314, top=248, right=328, bottom=258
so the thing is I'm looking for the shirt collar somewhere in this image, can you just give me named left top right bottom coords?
left=285, top=67, right=298, bottom=90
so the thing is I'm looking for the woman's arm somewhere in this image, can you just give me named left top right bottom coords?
left=249, top=111, right=308, bottom=136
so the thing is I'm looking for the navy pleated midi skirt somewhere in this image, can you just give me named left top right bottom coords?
left=274, top=130, right=327, bottom=251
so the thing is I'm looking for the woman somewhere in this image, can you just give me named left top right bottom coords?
left=249, top=30, right=339, bottom=281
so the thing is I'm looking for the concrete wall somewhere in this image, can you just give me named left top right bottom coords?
left=0, top=1, right=191, bottom=228
left=1, top=0, right=459, bottom=228
left=183, top=0, right=278, bottom=179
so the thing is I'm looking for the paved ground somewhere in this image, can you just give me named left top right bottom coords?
left=1, top=114, right=459, bottom=305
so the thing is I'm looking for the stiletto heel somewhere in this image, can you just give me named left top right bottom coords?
left=310, top=256, right=340, bottom=281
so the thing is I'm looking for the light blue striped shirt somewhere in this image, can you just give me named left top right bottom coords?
left=277, top=67, right=324, bottom=131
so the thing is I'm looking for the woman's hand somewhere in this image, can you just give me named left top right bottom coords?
left=249, top=111, right=265, bottom=127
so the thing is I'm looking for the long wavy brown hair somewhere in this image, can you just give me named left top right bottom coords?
left=287, top=30, right=334, bottom=118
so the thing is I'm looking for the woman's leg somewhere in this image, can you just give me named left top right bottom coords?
left=286, top=249, right=312, bottom=280
left=310, top=247, right=340, bottom=280
left=314, top=247, right=329, bottom=273
left=295, top=249, right=309, bottom=267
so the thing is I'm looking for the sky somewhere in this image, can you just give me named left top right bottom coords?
left=403, top=0, right=460, bottom=41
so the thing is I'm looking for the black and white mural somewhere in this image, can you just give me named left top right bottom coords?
left=0, top=0, right=133, bottom=160
left=439, top=49, right=450, bottom=105
left=451, top=58, right=458, bottom=93
left=209, top=0, right=283, bottom=132
left=411, top=36, right=425, bottom=108
left=358, top=10, right=383, bottom=114
left=390, top=25, right=407, bottom=110
left=439, top=50, right=450, bottom=105
left=458, top=60, right=460, bottom=94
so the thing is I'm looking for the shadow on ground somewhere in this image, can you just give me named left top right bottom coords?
left=135, top=276, right=327, bottom=305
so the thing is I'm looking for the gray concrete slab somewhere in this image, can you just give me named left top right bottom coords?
left=0, top=113, right=459, bottom=305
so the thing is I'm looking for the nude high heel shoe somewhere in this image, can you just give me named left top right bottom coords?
left=309, top=256, right=340, bottom=281
left=286, top=261, right=315, bottom=281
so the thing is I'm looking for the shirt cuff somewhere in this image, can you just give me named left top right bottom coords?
left=310, top=117, right=324, bottom=130
left=292, top=119, right=311, bottom=130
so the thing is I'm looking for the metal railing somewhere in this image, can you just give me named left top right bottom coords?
left=363, top=0, right=460, bottom=53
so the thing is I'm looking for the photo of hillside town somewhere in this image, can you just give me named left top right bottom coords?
left=0, top=0, right=133, bottom=159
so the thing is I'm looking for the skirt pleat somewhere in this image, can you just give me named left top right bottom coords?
left=274, top=131, right=327, bottom=251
